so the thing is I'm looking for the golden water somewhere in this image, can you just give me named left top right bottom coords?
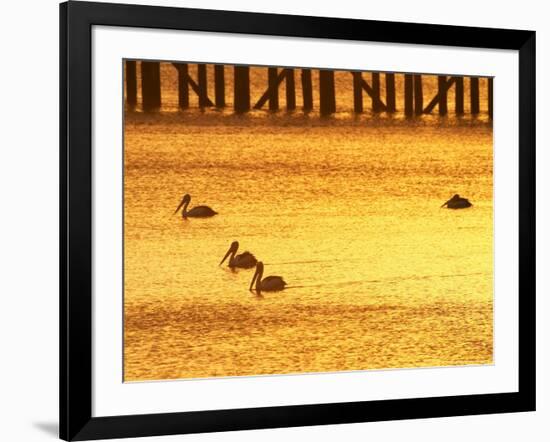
left=124, top=65, right=493, bottom=381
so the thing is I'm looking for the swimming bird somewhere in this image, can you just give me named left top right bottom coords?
left=441, top=194, right=473, bottom=209
left=249, top=261, right=286, bottom=294
left=220, top=241, right=258, bottom=269
left=174, top=194, right=217, bottom=218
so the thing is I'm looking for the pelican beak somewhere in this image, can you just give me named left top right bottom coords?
left=441, top=199, right=450, bottom=208
left=219, top=248, right=231, bottom=266
left=174, top=199, right=184, bottom=215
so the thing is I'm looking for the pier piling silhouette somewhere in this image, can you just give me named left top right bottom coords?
left=126, top=60, right=493, bottom=118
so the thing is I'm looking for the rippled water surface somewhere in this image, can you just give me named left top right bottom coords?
left=124, top=66, right=493, bottom=381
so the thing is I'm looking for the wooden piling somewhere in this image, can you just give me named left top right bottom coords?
left=255, top=69, right=286, bottom=110
left=438, top=75, right=448, bottom=116
left=234, top=66, right=250, bottom=113
left=319, top=70, right=336, bottom=115
left=357, top=76, right=387, bottom=112
left=141, top=61, right=161, bottom=111
left=301, top=69, right=313, bottom=111
left=470, top=77, right=480, bottom=114
left=175, top=63, right=189, bottom=109
left=173, top=62, right=214, bottom=108
left=385, top=73, right=396, bottom=112
left=423, top=77, right=455, bottom=114
left=404, top=74, right=413, bottom=117
left=414, top=74, right=423, bottom=115
left=268, top=68, right=279, bottom=111
left=353, top=72, right=363, bottom=113
left=488, top=77, right=493, bottom=119
left=149, top=63, right=487, bottom=118
left=285, top=69, right=296, bottom=111
left=125, top=61, right=137, bottom=107
left=197, top=64, right=209, bottom=108
left=455, top=77, right=464, bottom=115
left=214, top=65, right=225, bottom=108
left=371, top=73, right=381, bottom=112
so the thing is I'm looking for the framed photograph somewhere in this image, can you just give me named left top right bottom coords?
left=60, top=1, right=536, bottom=440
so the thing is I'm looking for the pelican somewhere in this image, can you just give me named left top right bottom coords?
left=441, top=194, right=473, bottom=209
left=220, top=241, right=258, bottom=269
left=174, top=194, right=217, bottom=218
left=249, top=261, right=286, bottom=293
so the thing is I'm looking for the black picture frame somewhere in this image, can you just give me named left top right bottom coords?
left=60, top=1, right=536, bottom=440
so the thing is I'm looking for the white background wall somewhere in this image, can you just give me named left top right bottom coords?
left=0, top=0, right=547, bottom=441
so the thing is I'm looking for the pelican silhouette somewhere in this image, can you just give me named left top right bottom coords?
left=249, top=261, right=286, bottom=294
left=220, top=241, right=258, bottom=269
left=174, top=194, right=217, bottom=218
left=441, top=194, right=472, bottom=209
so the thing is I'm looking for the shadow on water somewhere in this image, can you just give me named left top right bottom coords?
left=284, top=271, right=490, bottom=291
left=264, top=259, right=355, bottom=266
left=126, top=109, right=493, bottom=129
left=33, top=422, right=58, bottom=438
left=285, top=280, right=372, bottom=290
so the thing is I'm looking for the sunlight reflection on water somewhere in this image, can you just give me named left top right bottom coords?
left=124, top=74, right=493, bottom=381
